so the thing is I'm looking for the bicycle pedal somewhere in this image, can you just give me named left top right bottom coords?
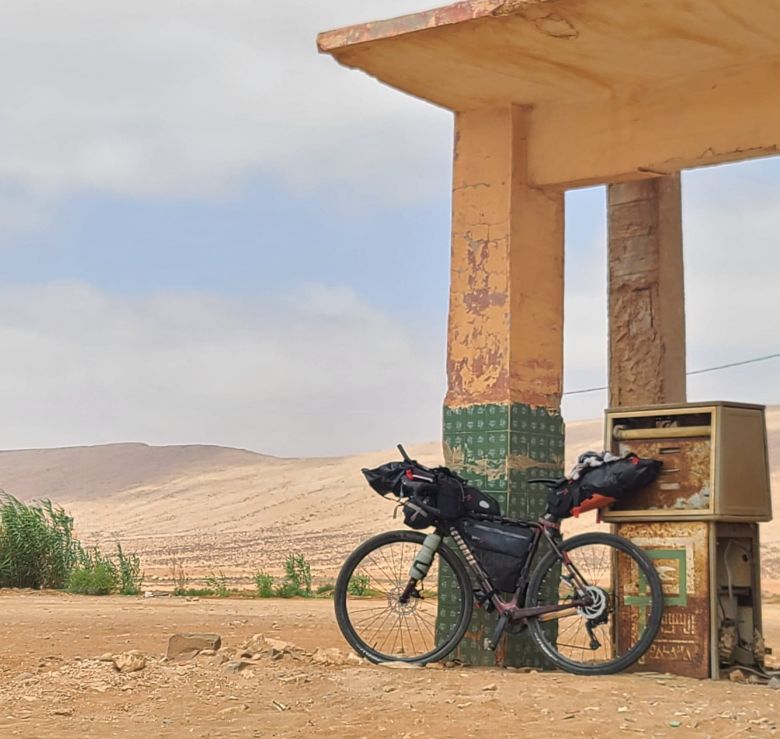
left=483, top=637, right=497, bottom=651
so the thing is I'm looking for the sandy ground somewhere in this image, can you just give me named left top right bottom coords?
left=1, top=591, right=780, bottom=739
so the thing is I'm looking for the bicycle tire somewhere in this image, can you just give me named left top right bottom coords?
left=525, top=531, right=664, bottom=675
left=334, top=530, right=473, bottom=664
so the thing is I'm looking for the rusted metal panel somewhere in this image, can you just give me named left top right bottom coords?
left=616, top=521, right=711, bottom=679
left=612, top=439, right=712, bottom=513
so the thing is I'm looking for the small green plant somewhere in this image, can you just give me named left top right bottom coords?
left=115, top=543, right=143, bottom=595
left=348, top=572, right=371, bottom=596
left=277, top=552, right=312, bottom=597
left=204, top=570, right=230, bottom=598
left=68, top=548, right=118, bottom=595
left=316, top=582, right=335, bottom=596
left=174, top=587, right=218, bottom=597
left=170, top=556, right=190, bottom=595
left=254, top=572, right=274, bottom=598
left=273, top=580, right=300, bottom=598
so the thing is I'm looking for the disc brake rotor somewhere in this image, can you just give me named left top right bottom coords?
left=577, top=585, right=608, bottom=620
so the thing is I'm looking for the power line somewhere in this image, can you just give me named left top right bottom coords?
left=563, top=351, right=780, bottom=397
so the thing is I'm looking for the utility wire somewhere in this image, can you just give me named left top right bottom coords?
left=563, top=351, right=780, bottom=397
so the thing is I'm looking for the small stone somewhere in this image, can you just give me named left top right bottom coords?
left=768, top=677, right=780, bottom=690
left=729, top=669, right=748, bottom=683
left=425, top=662, right=444, bottom=670
left=98, top=653, right=114, bottom=663
left=311, top=647, right=352, bottom=667
left=265, top=638, right=294, bottom=657
left=17, top=672, right=35, bottom=681
left=482, top=683, right=497, bottom=692
left=144, top=591, right=154, bottom=599
left=113, top=652, right=146, bottom=674
left=457, top=702, right=473, bottom=709
left=668, top=720, right=682, bottom=728
left=222, top=660, right=252, bottom=674
left=618, top=706, right=629, bottom=713
left=382, top=685, right=397, bottom=693
left=166, top=633, right=221, bottom=660
left=52, top=708, right=73, bottom=717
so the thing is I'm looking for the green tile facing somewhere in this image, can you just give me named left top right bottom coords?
left=441, top=401, right=565, bottom=667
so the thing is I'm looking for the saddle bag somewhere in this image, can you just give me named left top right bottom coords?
left=546, top=453, right=662, bottom=518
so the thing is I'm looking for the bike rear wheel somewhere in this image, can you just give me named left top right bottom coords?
left=334, top=530, right=473, bottom=664
left=525, top=532, right=663, bottom=675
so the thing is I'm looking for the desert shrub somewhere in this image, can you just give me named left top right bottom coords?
left=68, top=548, right=119, bottom=595
left=169, top=556, right=190, bottom=595
left=348, top=572, right=371, bottom=597
left=204, top=570, right=230, bottom=598
left=115, top=543, right=143, bottom=595
left=254, top=572, right=274, bottom=598
left=273, top=553, right=312, bottom=598
left=316, top=582, right=335, bottom=597
left=0, top=493, right=80, bottom=589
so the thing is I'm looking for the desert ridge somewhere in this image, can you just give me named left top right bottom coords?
left=0, top=408, right=777, bottom=587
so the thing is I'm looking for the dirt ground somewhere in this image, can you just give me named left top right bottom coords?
left=1, top=592, right=780, bottom=738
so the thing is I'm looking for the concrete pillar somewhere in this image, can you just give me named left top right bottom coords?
left=441, top=105, right=565, bottom=667
left=607, top=175, right=687, bottom=407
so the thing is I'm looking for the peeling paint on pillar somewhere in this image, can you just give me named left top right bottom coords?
left=446, top=105, right=564, bottom=411
left=608, top=175, right=687, bottom=407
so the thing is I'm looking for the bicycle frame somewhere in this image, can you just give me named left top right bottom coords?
left=399, top=513, right=595, bottom=651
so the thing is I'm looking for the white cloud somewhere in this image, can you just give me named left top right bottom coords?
left=0, top=281, right=445, bottom=456
left=0, top=1, right=451, bottom=204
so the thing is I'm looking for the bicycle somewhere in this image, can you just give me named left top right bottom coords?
left=334, top=445, right=664, bottom=675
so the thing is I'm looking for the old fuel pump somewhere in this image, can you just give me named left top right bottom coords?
left=602, top=401, right=772, bottom=679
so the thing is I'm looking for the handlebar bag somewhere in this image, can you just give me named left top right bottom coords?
left=363, top=461, right=501, bottom=526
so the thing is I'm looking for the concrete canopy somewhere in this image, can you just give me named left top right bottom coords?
left=318, top=0, right=780, bottom=187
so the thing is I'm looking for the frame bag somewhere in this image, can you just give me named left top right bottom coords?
left=458, top=519, right=534, bottom=592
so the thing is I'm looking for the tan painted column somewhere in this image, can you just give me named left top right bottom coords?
left=446, top=105, right=564, bottom=411
left=442, top=105, right=565, bottom=668
left=607, top=175, right=687, bottom=407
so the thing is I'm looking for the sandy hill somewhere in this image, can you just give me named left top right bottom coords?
left=0, top=409, right=778, bottom=586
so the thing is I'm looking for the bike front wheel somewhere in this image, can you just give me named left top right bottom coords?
left=334, top=530, right=473, bottom=664
left=525, top=532, right=664, bottom=675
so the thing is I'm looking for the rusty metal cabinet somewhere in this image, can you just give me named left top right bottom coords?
left=604, top=402, right=771, bottom=521
left=602, top=402, right=772, bottom=679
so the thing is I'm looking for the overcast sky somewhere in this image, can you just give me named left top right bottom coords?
left=1, top=1, right=779, bottom=457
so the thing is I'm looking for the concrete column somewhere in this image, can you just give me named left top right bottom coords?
left=441, top=105, right=565, bottom=667
left=607, top=175, right=687, bottom=407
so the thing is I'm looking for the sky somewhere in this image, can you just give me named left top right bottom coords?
left=1, top=1, right=779, bottom=457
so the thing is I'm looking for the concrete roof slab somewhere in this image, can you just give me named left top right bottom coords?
left=318, top=0, right=780, bottom=111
